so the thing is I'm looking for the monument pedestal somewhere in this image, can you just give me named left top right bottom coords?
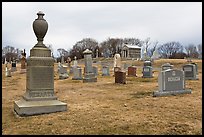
left=83, top=73, right=97, bottom=83
left=153, top=89, right=192, bottom=97
left=14, top=99, right=67, bottom=116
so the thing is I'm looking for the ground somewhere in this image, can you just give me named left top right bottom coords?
left=2, top=59, right=202, bottom=135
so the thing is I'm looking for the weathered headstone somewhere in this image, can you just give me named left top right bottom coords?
left=142, top=66, right=153, bottom=78
left=182, top=64, right=198, bottom=80
left=115, top=71, right=126, bottom=84
left=83, top=49, right=97, bottom=82
left=14, top=11, right=67, bottom=116
left=72, top=67, right=82, bottom=80
left=161, top=63, right=173, bottom=71
left=127, top=66, right=137, bottom=77
left=190, top=62, right=198, bottom=75
left=73, top=56, right=78, bottom=67
left=153, top=69, right=191, bottom=97
left=113, top=53, right=122, bottom=69
left=102, top=66, right=110, bottom=76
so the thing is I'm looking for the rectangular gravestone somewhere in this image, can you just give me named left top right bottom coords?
left=93, top=66, right=98, bottom=76
left=182, top=64, right=198, bottom=80
left=153, top=69, right=191, bottom=97
left=72, top=67, right=82, bottom=80
left=127, top=66, right=137, bottom=77
left=115, top=71, right=126, bottom=84
left=142, top=66, right=153, bottom=78
left=161, top=63, right=173, bottom=71
left=102, top=66, right=110, bottom=76
left=58, top=65, right=69, bottom=79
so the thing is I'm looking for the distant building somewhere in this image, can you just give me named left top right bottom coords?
left=121, top=44, right=142, bottom=59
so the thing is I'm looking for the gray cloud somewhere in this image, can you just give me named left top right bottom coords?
left=2, top=2, right=202, bottom=57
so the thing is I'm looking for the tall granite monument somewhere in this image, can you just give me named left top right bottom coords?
left=14, top=11, right=67, bottom=116
left=83, top=49, right=97, bottom=82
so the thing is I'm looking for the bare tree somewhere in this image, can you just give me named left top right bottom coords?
left=148, top=41, right=159, bottom=58
left=197, top=44, right=202, bottom=58
left=157, top=41, right=183, bottom=58
left=185, top=44, right=199, bottom=58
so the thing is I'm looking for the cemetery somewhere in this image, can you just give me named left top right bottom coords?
left=2, top=58, right=202, bottom=135
left=2, top=11, right=202, bottom=135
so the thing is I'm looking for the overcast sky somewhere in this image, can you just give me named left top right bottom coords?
left=2, top=2, right=202, bottom=57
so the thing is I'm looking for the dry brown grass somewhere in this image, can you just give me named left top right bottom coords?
left=2, top=59, right=202, bottom=135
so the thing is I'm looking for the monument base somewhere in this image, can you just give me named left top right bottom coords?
left=185, top=77, right=199, bottom=80
left=59, top=73, right=69, bottom=79
left=153, top=89, right=192, bottom=97
left=142, top=76, right=153, bottom=78
left=14, top=98, right=67, bottom=116
left=83, top=73, right=97, bottom=83
left=102, top=74, right=110, bottom=76
left=72, top=77, right=83, bottom=80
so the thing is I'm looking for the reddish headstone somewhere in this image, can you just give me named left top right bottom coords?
left=115, top=71, right=126, bottom=84
left=127, top=66, right=137, bottom=77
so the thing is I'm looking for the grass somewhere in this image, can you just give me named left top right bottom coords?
left=2, top=59, right=202, bottom=135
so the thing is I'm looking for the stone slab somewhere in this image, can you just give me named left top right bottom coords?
left=14, top=99, right=67, bottom=116
left=153, top=89, right=191, bottom=97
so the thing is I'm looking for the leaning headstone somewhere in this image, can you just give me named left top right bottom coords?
left=102, top=66, right=110, bottom=76
left=72, top=67, right=83, bottom=80
left=11, top=61, right=17, bottom=72
left=142, top=66, right=153, bottom=78
left=153, top=69, right=191, bottom=97
left=14, top=11, right=67, bottom=116
left=127, top=66, right=137, bottom=77
left=161, top=63, right=173, bottom=71
left=83, top=49, right=97, bottom=82
left=115, top=71, right=126, bottom=84
left=182, top=64, right=198, bottom=80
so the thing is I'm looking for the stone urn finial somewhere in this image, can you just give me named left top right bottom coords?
left=33, top=11, right=48, bottom=48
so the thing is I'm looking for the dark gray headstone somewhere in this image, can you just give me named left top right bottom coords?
left=182, top=64, right=198, bottom=80
left=142, top=66, right=153, bottom=78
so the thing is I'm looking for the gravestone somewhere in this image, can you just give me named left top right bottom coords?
left=144, top=60, right=152, bottom=67
left=72, top=67, right=82, bottom=80
left=115, top=71, right=126, bottom=84
left=182, top=64, right=198, bottom=80
left=58, top=63, right=69, bottom=79
left=142, top=66, right=153, bottom=78
left=93, top=66, right=98, bottom=76
left=161, top=63, right=173, bottom=71
left=127, top=66, right=137, bottom=77
left=153, top=69, right=191, bottom=97
left=113, top=53, right=122, bottom=70
left=20, top=49, right=27, bottom=74
left=83, top=49, right=97, bottom=82
left=5, top=63, right=11, bottom=77
left=102, top=66, right=110, bottom=76
left=61, top=55, right=64, bottom=64
left=190, top=62, right=198, bottom=75
left=14, top=11, right=67, bottom=116
left=11, top=61, right=17, bottom=72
